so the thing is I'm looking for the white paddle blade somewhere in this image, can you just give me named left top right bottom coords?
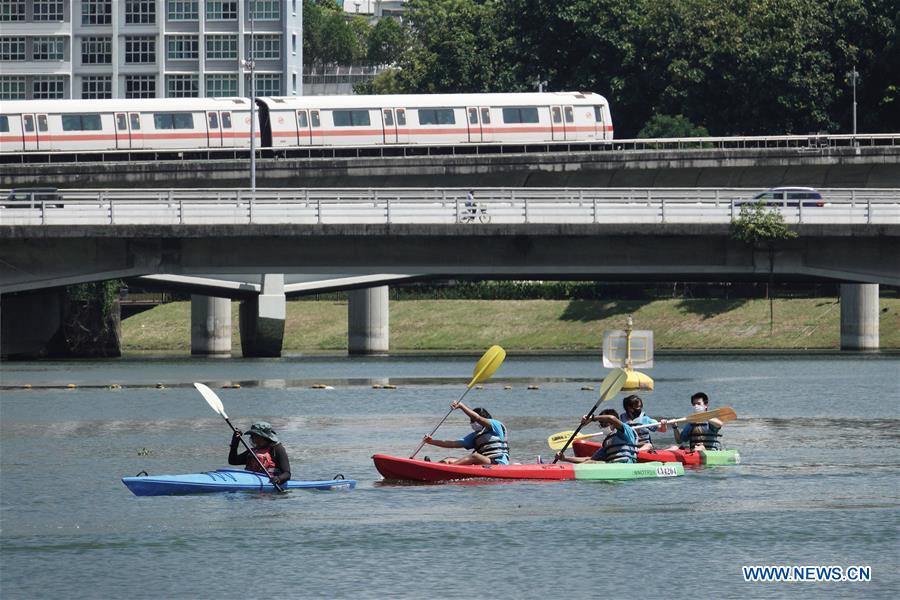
left=194, top=382, right=228, bottom=419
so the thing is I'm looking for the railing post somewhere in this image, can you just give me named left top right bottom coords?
left=730, top=198, right=736, bottom=221
left=455, top=192, right=460, bottom=223
left=106, top=191, right=114, bottom=225
left=40, top=200, right=45, bottom=225
left=317, top=195, right=322, bottom=224
left=519, top=190, right=525, bottom=223
left=658, top=192, right=666, bottom=223
left=867, top=197, right=872, bottom=224
left=798, top=194, right=804, bottom=224
left=593, top=192, right=598, bottom=224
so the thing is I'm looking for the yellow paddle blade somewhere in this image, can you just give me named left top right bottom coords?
left=683, top=406, right=737, bottom=424
left=598, top=368, right=628, bottom=402
left=467, top=345, right=506, bottom=388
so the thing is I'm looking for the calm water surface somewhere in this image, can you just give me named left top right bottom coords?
left=1, top=354, right=898, bottom=599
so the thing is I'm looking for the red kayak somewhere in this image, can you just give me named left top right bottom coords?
left=572, top=441, right=739, bottom=466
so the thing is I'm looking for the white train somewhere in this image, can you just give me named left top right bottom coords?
left=0, top=92, right=612, bottom=155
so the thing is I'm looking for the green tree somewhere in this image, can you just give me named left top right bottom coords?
left=638, top=114, right=709, bottom=138
left=367, top=14, right=408, bottom=65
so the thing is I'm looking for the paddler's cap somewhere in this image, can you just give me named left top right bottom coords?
left=245, top=422, right=278, bottom=443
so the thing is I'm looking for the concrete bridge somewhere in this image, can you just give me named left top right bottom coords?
left=2, top=134, right=899, bottom=189
left=1, top=187, right=896, bottom=358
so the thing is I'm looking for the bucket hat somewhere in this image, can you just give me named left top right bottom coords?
left=245, top=421, right=278, bottom=443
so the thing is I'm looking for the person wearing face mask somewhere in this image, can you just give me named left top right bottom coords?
left=228, top=421, right=292, bottom=485
left=620, top=394, right=660, bottom=452
left=667, top=392, right=723, bottom=450
left=554, top=408, right=638, bottom=464
left=422, top=401, right=510, bottom=465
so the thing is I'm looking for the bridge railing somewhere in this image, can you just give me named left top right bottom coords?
left=1, top=188, right=898, bottom=226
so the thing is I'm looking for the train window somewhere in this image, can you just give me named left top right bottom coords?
left=208, top=113, right=219, bottom=129
left=552, top=107, right=562, bottom=124
left=130, top=113, right=141, bottom=130
left=153, top=112, right=194, bottom=129
left=502, top=107, right=539, bottom=124
left=24, top=115, right=34, bottom=132
left=311, top=111, right=320, bottom=127
left=417, top=108, right=455, bottom=125
left=593, top=106, right=604, bottom=122
left=564, top=106, right=574, bottom=123
left=383, top=110, right=393, bottom=126
left=38, top=115, right=48, bottom=131
left=116, top=114, right=127, bottom=131
left=0, top=116, right=8, bottom=133
left=62, top=114, right=103, bottom=131
left=333, top=110, right=371, bottom=127
left=297, top=111, right=308, bottom=128
left=480, top=108, right=490, bottom=124
left=396, top=109, right=406, bottom=126
left=468, top=108, right=478, bottom=125
left=221, top=112, right=231, bottom=128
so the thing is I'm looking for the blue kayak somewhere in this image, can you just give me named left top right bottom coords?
left=122, top=468, right=356, bottom=496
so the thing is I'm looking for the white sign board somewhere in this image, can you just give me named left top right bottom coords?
left=602, top=330, right=654, bottom=369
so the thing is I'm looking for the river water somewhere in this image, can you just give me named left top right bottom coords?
left=1, top=353, right=898, bottom=599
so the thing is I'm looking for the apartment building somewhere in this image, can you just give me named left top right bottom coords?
left=0, top=0, right=302, bottom=100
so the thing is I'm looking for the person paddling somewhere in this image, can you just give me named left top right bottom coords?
left=422, top=401, right=510, bottom=465
left=620, top=394, right=659, bottom=452
left=555, top=408, right=638, bottom=464
left=665, top=392, right=724, bottom=450
left=228, top=421, right=291, bottom=485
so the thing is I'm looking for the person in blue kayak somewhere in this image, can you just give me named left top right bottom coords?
left=555, top=408, right=638, bottom=463
left=422, top=400, right=510, bottom=465
left=228, top=421, right=292, bottom=485
left=620, top=394, right=659, bottom=451
left=667, top=392, right=724, bottom=450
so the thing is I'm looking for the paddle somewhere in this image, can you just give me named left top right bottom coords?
left=409, top=345, right=507, bottom=459
left=550, top=368, right=628, bottom=463
left=546, top=406, right=738, bottom=450
left=194, top=382, right=285, bottom=493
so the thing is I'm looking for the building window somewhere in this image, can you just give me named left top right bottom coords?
left=251, top=35, right=280, bottom=60
left=34, top=1, right=64, bottom=21
left=249, top=0, right=280, bottom=20
left=252, top=73, right=281, bottom=97
left=206, top=74, right=237, bottom=97
left=167, top=35, right=198, bottom=60
left=126, top=1, right=156, bottom=24
left=206, top=35, right=237, bottom=60
left=0, top=1, right=25, bottom=21
left=125, top=75, right=156, bottom=98
left=167, top=0, right=198, bottom=20
left=125, top=36, right=156, bottom=64
left=0, top=37, right=25, bottom=61
left=81, top=76, right=112, bottom=98
left=81, top=37, right=112, bottom=64
left=33, top=75, right=66, bottom=99
left=166, top=74, right=198, bottom=97
left=0, top=75, right=26, bottom=99
left=206, top=1, right=237, bottom=20
left=82, top=0, right=112, bottom=25
left=33, top=37, right=66, bottom=61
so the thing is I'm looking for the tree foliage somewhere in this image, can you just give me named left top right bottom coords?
left=638, top=114, right=709, bottom=138
left=730, top=202, right=798, bottom=246
left=371, top=0, right=899, bottom=137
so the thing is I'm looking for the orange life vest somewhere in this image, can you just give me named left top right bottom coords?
left=245, top=447, right=277, bottom=475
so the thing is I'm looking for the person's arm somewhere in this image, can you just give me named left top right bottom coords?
left=270, top=444, right=291, bottom=484
left=453, top=401, right=491, bottom=429
left=708, top=418, right=723, bottom=428
left=228, top=431, right=247, bottom=465
left=423, top=435, right=464, bottom=449
left=594, top=414, right=625, bottom=431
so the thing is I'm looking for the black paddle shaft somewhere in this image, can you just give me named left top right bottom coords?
left=551, top=401, right=605, bottom=464
left=225, top=417, right=285, bottom=493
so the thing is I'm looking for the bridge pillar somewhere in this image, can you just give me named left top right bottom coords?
left=190, top=295, right=232, bottom=356
left=348, top=286, right=389, bottom=355
left=840, top=284, right=879, bottom=350
left=239, top=274, right=285, bottom=357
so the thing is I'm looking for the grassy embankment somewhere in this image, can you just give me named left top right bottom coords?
left=122, top=297, right=900, bottom=352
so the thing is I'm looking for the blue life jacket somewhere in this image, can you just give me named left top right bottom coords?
left=591, top=425, right=637, bottom=463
